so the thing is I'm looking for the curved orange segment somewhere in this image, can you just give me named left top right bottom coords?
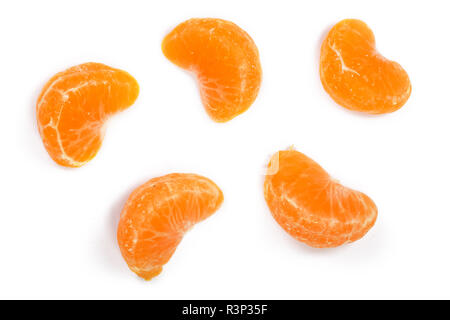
left=264, top=148, right=377, bottom=248
left=36, top=62, right=139, bottom=167
left=320, top=19, right=411, bottom=114
left=162, top=18, right=262, bottom=122
left=117, top=173, right=224, bottom=280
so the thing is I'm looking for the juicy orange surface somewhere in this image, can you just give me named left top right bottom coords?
left=117, top=173, right=224, bottom=280
left=36, top=62, right=139, bottom=167
left=264, top=148, right=377, bottom=248
left=162, top=18, right=262, bottom=122
left=320, top=19, right=411, bottom=114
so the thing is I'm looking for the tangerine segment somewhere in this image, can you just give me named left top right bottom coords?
left=264, top=149, right=377, bottom=248
left=117, top=173, right=224, bottom=280
left=162, top=18, right=262, bottom=122
left=320, top=19, right=411, bottom=114
left=36, top=63, right=139, bottom=167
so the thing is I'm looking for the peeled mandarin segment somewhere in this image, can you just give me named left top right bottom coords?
left=162, top=18, right=262, bottom=122
left=320, top=19, right=411, bottom=114
left=36, top=62, right=139, bottom=167
left=117, top=173, right=224, bottom=280
left=264, top=149, right=377, bottom=248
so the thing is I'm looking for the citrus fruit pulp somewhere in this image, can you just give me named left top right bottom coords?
left=264, top=148, right=377, bottom=248
left=162, top=18, right=262, bottom=122
left=117, top=173, right=224, bottom=280
left=36, top=62, right=139, bottom=167
left=320, top=19, right=411, bottom=114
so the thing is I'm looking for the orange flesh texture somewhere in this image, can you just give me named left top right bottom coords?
left=162, top=18, right=262, bottom=122
left=36, top=63, right=139, bottom=167
left=117, top=173, right=224, bottom=280
left=264, top=149, right=377, bottom=248
left=320, top=19, right=411, bottom=114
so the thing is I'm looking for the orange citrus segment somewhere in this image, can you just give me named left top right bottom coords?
left=320, top=19, right=411, bottom=114
left=36, top=62, right=139, bottom=167
left=117, top=173, right=224, bottom=280
left=162, top=18, right=262, bottom=122
left=264, top=148, right=377, bottom=248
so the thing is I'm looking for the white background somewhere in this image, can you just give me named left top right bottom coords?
left=1, top=0, right=449, bottom=299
